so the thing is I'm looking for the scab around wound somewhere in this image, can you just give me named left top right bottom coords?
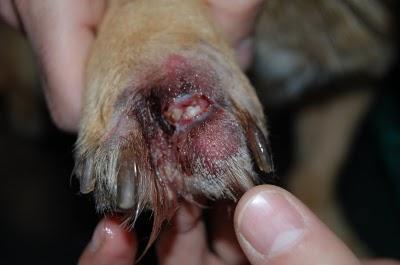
left=163, top=94, right=212, bottom=129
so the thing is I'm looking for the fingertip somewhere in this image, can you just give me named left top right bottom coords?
left=235, top=185, right=294, bottom=225
left=156, top=204, right=209, bottom=263
left=206, top=0, right=264, bottom=70
left=234, top=185, right=359, bottom=265
left=234, top=185, right=306, bottom=263
left=206, top=0, right=264, bottom=44
left=92, top=217, right=137, bottom=257
left=79, top=217, right=137, bottom=265
left=39, top=23, right=90, bottom=133
left=44, top=84, right=81, bottom=132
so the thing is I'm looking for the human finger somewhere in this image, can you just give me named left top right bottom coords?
left=156, top=203, right=221, bottom=265
left=209, top=201, right=248, bottom=265
left=13, top=0, right=106, bottom=131
left=78, top=217, right=137, bottom=265
left=206, top=0, right=264, bottom=69
left=234, top=185, right=361, bottom=265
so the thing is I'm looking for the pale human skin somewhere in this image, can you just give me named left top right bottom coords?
left=1, top=1, right=399, bottom=264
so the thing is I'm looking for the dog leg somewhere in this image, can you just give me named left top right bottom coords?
left=74, top=0, right=273, bottom=246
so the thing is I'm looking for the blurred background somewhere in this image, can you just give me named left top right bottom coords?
left=0, top=15, right=399, bottom=264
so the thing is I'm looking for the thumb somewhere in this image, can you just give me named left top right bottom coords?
left=234, top=185, right=360, bottom=265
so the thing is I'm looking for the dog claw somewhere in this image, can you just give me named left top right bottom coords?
left=247, top=122, right=274, bottom=175
left=79, top=158, right=95, bottom=194
left=117, top=163, right=137, bottom=210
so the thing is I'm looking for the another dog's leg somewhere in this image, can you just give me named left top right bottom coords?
left=288, top=89, right=373, bottom=256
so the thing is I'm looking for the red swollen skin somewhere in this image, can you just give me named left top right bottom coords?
left=131, top=54, right=245, bottom=182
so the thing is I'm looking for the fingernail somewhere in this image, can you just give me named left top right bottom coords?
left=88, top=219, right=115, bottom=253
left=238, top=192, right=305, bottom=258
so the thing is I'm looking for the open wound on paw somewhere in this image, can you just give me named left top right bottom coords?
left=163, top=94, right=211, bottom=127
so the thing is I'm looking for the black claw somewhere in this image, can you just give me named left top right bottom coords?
left=247, top=121, right=274, bottom=176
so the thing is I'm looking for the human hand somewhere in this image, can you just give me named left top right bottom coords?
left=79, top=202, right=246, bottom=265
left=0, top=0, right=263, bottom=132
left=79, top=185, right=400, bottom=265
left=234, top=185, right=400, bottom=265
